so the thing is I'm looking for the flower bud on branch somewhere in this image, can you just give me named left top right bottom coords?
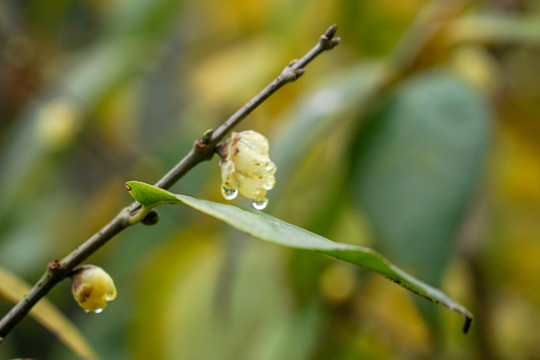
left=217, top=130, right=276, bottom=209
left=71, top=265, right=117, bottom=313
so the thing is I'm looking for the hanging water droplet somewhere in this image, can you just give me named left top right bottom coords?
left=221, top=187, right=238, bottom=200
left=93, top=308, right=104, bottom=314
left=265, top=163, right=275, bottom=172
left=263, top=181, right=274, bottom=190
left=252, top=199, right=268, bottom=210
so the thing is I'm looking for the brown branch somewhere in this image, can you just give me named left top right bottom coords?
left=0, top=25, right=340, bottom=341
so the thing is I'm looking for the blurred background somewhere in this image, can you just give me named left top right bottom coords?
left=1, top=0, right=539, bottom=359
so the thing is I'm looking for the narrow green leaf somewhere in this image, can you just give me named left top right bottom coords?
left=0, top=268, right=99, bottom=360
left=350, top=70, right=491, bottom=287
left=126, top=181, right=473, bottom=332
left=350, top=70, right=490, bottom=331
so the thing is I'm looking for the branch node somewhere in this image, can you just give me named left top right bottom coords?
left=194, top=140, right=215, bottom=162
left=195, top=129, right=214, bottom=149
left=195, top=139, right=206, bottom=148
left=195, top=129, right=217, bottom=162
left=48, top=259, right=69, bottom=277
left=201, top=129, right=214, bottom=144
left=320, top=24, right=340, bottom=50
left=281, top=64, right=304, bottom=82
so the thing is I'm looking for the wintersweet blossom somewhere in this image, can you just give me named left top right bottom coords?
left=71, top=265, right=117, bottom=313
left=218, top=130, right=276, bottom=209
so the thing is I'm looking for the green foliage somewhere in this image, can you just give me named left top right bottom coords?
left=126, top=182, right=179, bottom=207
left=350, top=70, right=491, bottom=331
left=351, top=70, right=491, bottom=286
left=2, top=1, right=540, bottom=358
left=126, top=181, right=473, bottom=329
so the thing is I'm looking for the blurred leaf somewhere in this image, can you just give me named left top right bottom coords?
left=450, top=13, right=540, bottom=46
left=0, top=40, right=154, bottom=218
left=126, top=181, right=473, bottom=330
left=105, top=0, right=184, bottom=37
left=131, top=226, right=318, bottom=360
left=349, top=70, right=490, bottom=333
left=0, top=0, right=186, bottom=219
left=270, top=61, right=389, bottom=187
left=0, top=267, right=99, bottom=360
left=350, top=70, right=491, bottom=286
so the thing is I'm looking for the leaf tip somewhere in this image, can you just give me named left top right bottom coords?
left=462, top=316, right=473, bottom=334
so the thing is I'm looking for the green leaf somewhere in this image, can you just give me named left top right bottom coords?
left=126, top=181, right=180, bottom=207
left=350, top=70, right=491, bottom=287
left=126, top=181, right=473, bottom=332
left=349, top=70, right=490, bottom=333
left=0, top=267, right=100, bottom=360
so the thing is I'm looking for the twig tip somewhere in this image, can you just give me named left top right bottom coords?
left=325, top=24, right=338, bottom=39
left=320, top=24, right=340, bottom=50
left=462, top=317, right=472, bottom=334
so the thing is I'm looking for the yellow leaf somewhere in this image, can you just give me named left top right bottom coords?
left=0, top=267, right=100, bottom=360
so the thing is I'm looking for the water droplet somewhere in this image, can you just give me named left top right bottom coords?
left=265, top=163, right=275, bottom=172
left=84, top=308, right=104, bottom=314
left=221, top=187, right=238, bottom=200
left=252, top=199, right=268, bottom=210
left=263, top=181, right=274, bottom=190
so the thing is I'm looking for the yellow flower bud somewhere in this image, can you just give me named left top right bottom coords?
left=218, top=130, right=276, bottom=209
left=71, top=265, right=117, bottom=313
left=35, top=97, right=81, bottom=152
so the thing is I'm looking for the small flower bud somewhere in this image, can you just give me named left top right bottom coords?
left=218, top=130, right=277, bottom=208
left=71, top=265, right=117, bottom=313
left=141, top=209, right=160, bottom=225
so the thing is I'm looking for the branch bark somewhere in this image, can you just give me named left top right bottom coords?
left=0, top=25, right=340, bottom=341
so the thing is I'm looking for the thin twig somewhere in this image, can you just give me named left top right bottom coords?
left=0, top=25, right=340, bottom=341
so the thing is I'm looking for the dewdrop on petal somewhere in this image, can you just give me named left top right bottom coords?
left=218, top=130, right=276, bottom=209
left=71, top=265, right=117, bottom=313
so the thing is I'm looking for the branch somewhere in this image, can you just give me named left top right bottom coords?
left=0, top=24, right=340, bottom=342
